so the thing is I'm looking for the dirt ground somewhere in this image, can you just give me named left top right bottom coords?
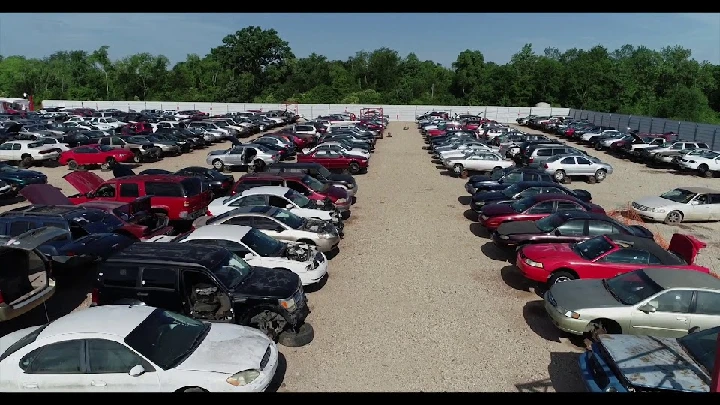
left=1, top=121, right=717, bottom=391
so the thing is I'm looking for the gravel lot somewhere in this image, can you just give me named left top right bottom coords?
left=1, top=121, right=718, bottom=392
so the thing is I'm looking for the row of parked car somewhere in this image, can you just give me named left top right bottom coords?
left=421, top=113, right=720, bottom=393
left=0, top=112, right=387, bottom=392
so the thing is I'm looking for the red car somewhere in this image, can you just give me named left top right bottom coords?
left=20, top=184, right=174, bottom=239
left=296, top=150, right=368, bottom=174
left=479, top=194, right=605, bottom=232
left=516, top=233, right=708, bottom=287
left=59, top=144, right=135, bottom=170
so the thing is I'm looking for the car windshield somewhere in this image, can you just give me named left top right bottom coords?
left=285, top=189, right=310, bottom=208
left=502, top=184, right=522, bottom=198
left=572, top=236, right=615, bottom=260
left=535, top=213, right=566, bottom=232
left=0, top=164, right=21, bottom=173
left=511, top=197, right=537, bottom=213
left=124, top=308, right=209, bottom=370
left=271, top=209, right=304, bottom=229
left=301, top=175, right=325, bottom=192
left=211, top=253, right=251, bottom=289
left=603, top=270, right=663, bottom=305
left=241, top=228, right=284, bottom=256
left=660, top=188, right=697, bottom=204
left=678, top=326, right=720, bottom=375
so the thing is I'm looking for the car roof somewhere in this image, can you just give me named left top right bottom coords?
left=38, top=305, right=156, bottom=339
left=677, top=187, right=720, bottom=194
left=107, top=242, right=228, bottom=268
left=186, top=224, right=250, bottom=240
left=514, top=181, right=563, bottom=188
left=555, top=211, right=610, bottom=221
left=605, top=234, right=683, bottom=265
left=642, top=268, right=720, bottom=290
left=529, top=193, right=580, bottom=203
left=242, top=172, right=305, bottom=180
left=241, top=186, right=291, bottom=196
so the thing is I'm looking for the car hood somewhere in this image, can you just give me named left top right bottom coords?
left=20, top=184, right=72, bottom=205
left=177, top=324, right=272, bottom=374
left=472, top=190, right=507, bottom=202
left=63, top=171, right=105, bottom=194
left=497, top=220, right=542, bottom=236
left=326, top=173, right=355, bottom=185
left=549, top=279, right=620, bottom=310
left=233, top=266, right=298, bottom=299
left=1, top=168, right=45, bottom=179
left=468, top=174, right=493, bottom=183
left=598, top=334, right=709, bottom=392
left=633, top=196, right=678, bottom=210
left=523, top=242, right=574, bottom=259
left=0, top=326, right=43, bottom=354
left=481, top=202, right=516, bottom=217
left=325, top=185, right=348, bottom=199
left=291, top=207, right=332, bottom=220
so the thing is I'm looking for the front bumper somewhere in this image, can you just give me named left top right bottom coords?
left=298, top=257, right=328, bottom=286
left=629, top=206, right=666, bottom=222
left=516, top=250, right=550, bottom=284
left=544, top=292, right=588, bottom=335
left=316, top=236, right=340, bottom=252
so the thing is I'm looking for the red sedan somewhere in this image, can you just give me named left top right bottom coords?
left=297, top=150, right=368, bottom=174
left=479, top=194, right=605, bottom=232
left=516, top=233, right=708, bottom=287
left=59, top=144, right=135, bottom=170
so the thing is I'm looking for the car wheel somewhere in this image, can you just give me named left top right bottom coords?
left=67, top=159, right=79, bottom=170
left=253, top=159, right=266, bottom=172
left=664, top=210, right=683, bottom=225
left=554, top=170, right=566, bottom=182
left=132, top=152, right=142, bottom=163
left=249, top=310, right=284, bottom=341
left=100, top=157, right=116, bottom=171
left=212, top=159, right=224, bottom=170
left=548, top=270, right=576, bottom=286
left=594, top=169, right=607, bottom=182
left=278, top=323, right=314, bottom=347
left=19, top=156, right=33, bottom=168
left=594, top=143, right=602, bottom=151
left=348, top=162, right=361, bottom=174
left=699, top=164, right=713, bottom=178
left=586, top=175, right=597, bottom=184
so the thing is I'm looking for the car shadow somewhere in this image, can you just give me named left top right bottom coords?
left=548, top=352, right=586, bottom=392
left=500, top=265, right=537, bottom=294
left=431, top=159, right=441, bottom=164
left=0, top=195, right=25, bottom=206
left=304, top=273, right=329, bottom=293
left=434, top=165, right=446, bottom=170
left=481, top=242, right=511, bottom=262
left=462, top=209, right=477, bottom=221
left=469, top=223, right=489, bottom=238
left=457, top=196, right=472, bottom=205
left=523, top=300, right=565, bottom=343
left=439, top=170, right=458, bottom=177
left=265, top=352, right=288, bottom=392
left=325, top=246, right=340, bottom=260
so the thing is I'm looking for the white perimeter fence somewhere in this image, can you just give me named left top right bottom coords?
left=41, top=100, right=570, bottom=124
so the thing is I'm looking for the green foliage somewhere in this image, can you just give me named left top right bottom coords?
left=1, top=27, right=718, bottom=124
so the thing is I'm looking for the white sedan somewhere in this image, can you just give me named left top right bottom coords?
left=148, top=225, right=328, bottom=286
left=442, top=151, right=514, bottom=177
left=438, top=144, right=493, bottom=160
left=207, top=186, right=339, bottom=223
left=0, top=305, right=278, bottom=392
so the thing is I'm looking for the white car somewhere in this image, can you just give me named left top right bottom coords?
left=0, top=305, right=278, bottom=392
left=580, top=129, right=621, bottom=142
left=0, top=140, right=60, bottom=166
left=208, top=186, right=338, bottom=223
left=679, top=151, right=720, bottom=177
left=259, top=115, right=284, bottom=126
left=63, top=116, right=90, bottom=124
left=149, top=225, right=328, bottom=286
left=484, top=127, right=509, bottom=140
left=442, top=151, right=514, bottom=176
left=151, top=121, right=182, bottom=132
left=293, top=124, right=318, bottom=136
left=302, top=142, right=370, bottom=160
left=631, top=186, right=720, bottom=224
left=599, top=134, right=627, bottom=148
left=89, top=117, right=124, bottom=130
left=438, top=144, right=493, bottom=160
left=36, top=137, right=71, bottom=152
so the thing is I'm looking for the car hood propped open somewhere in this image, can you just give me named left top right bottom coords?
left=63, top=171, right=105, bottom=194
left=20, top=184, right=72, bottom=205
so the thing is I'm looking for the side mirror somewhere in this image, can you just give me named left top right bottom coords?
left=638, top=303, right=657, bottom=313
left=129, top=364, right=145, bottom=377
left=243, top=253, right=254, bottom=261
left=554, top=229, right=561, bottom=236
left=286, top=204, right=294, bottom=209
left=690, top=200, right=700, bottom=206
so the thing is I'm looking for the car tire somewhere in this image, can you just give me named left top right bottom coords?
left=101, top=157, right=116, bottom=171
left=554, top=170, right=566, bottom=182
left=594, top=169, right=607, bottom=182
left=67, top=159, right=79, bottom=170
left=19, top=156, right=33, bottom=168
left=594, top=143, right=603, bottom=151
left=664, top=210, right=683, bottom=225
left=212, top=159, right=224, bottom=170
left=699, top=164, right=713, bottom=178
left=348, top=162, right=361, bottom=174
left=548, top=270, right=576, bottom=286
left=278, top=323, right=315, bottom=347
left=586, top=175, right=597, bottom=184
left=132, top=152, right=142, bottom=163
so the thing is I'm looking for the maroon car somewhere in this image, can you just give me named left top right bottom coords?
left=20, top=184, right=174, bottom=239
left=296, top=150, right=368, bottom=174
left=478, top=194, right=605, bottom=232
left=491, top=210, right=654, bottom=249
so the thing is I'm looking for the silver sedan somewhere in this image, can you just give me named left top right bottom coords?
left=542, top=153, right=613, bottom=183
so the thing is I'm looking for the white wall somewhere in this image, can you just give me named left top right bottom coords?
left=41, top=100, right=570, bottom=124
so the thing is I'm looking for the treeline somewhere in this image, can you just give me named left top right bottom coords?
left=0, top=26, right=719, bottom=124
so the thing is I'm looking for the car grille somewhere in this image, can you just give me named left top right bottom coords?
left=588, top=352, right=610, bottom=390
left=293, top=288, right=306, bottom=308
left=313, top=251, right=324, bottom=268
left=631, top=202, right=648, bottom=211
left=259, top=345, right=271, bottom=370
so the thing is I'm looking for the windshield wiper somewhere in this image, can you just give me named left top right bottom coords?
left=165, top=324, right=210, bottom=369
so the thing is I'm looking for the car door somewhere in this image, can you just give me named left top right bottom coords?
left=16, top=339, right=90, bottom=391
left=575, top=156, right=594, bottom=175
left=688, top=194, right=714, bottom=221
left=84, top=339, right=161, bottom=391
left=630, top=289, right=694, bottom=337
left=253, top=217, right=286, bottom=239
left=138, top=266, right=182, bottom=313
left=593, top=249, right=652, bottom=278
left=312, top=150, right=333, bottom=168
left=559, top=156, right=577, bottom=174
left=227, top=147, right=245, bottom=165
left=587, top=219, right=616, bottom=237
left=553, top=219, right=587, bottom=243
left=707, top=194, right=720, bottom=220
left=689, top=290, right=720, bottom=332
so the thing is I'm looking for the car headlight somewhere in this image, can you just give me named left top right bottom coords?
left=524, top=258, right=544, bottom=268
left=655, top=209, right=666, bottom=213
left=335, top=198, right=347, bottom=204
left=346, top=183, right=355, bottom=189
left=564, top=310, right=580, bottom=319
left=319, top=233, right=333, bottom=239
left=499, top=234, right=509, bottom=240
left=226, top=369, right=261, bottom=386
left=278, top=297, right=296, bottom=311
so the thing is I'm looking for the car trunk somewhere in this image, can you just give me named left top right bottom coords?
left=668, top=233, right=706, bottom=265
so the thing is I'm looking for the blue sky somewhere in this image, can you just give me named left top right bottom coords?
left=1, top=13, right=718, bottom=67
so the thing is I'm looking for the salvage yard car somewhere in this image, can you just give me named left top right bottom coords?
left=0, top=140, right=61, bottom=168
left=443, top=151, right=514, bottom=178
left=678, top=150, right=720, bottom=177
left=296, top=149, right=369, bottom=174
left=59, top=144, right=135, bottom=171
left=465, top=167, right=555, bottom=194
left=516, top=233, right=708, bottom=287
left=540, top=154, right=613, bottom=184
left=630, top=187, right=720, bottom=225
left=471, top=181, right=592, bottom=213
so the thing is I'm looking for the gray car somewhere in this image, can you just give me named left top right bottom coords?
left=545, top=268, right=720, bottom=338
left=541, top=153, right=614, bottom=183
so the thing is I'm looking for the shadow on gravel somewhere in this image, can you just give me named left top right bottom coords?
left=431, top=159, right=441, bottom=164
left=457, top=196, right=472, bottom=205
left=469, top=223, right=489, bottom=238
left=462, top=209, right=477, bottom=221
left=265, top=352, right=288, bottom=392
left=548, top=352, right=586, bottom=392
left=0, top=195, right=25, bottom=206
left=500, top=265, right=538, bottom=294
left=439, top=170, right=457, bottom=177
left=304, top=273, right=329, bottom=293
left=435, top=165, right=446, bottom=170
left=523, top=300, right=565, bottom=342
left=481, top=242, right=510, bottom=262
left=325, top=247, right=340, bottom=260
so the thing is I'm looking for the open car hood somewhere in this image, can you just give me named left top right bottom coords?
left=668, top=233, right=706, bottom=265
left=20, top=184, right=72, bottom=205
left=63, top=171, right=105, bottom=194
left=113, top=165, right=136, bottom=178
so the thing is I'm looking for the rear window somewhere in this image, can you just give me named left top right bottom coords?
left=296, top=126, right=314, bottom=132
left=180, top=178, right=202, bottom=197
left=536, top=149, right=552, bottom=157
left=100, top=265, right=139, bottom=288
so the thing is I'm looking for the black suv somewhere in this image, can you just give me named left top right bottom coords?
left=92, top=242, right=314, bottom=347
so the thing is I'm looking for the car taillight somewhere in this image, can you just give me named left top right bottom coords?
left=544, top=164, right=548, bottom=169
left=183, top=201, right=190, bottom=207
left=206, top=210, right=213, bottom=216
left=91, top=288, right=98, bottom=306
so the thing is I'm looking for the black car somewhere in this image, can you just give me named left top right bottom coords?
left=93, top=242, right=314, bottom=347
left=263, top=162, right=357, bottom=193
left=466, top=168, right=555, bottom=194
left=470, top=181, right=593, bottom=213
left=175, top=166, right=234, bottom=196
left=0, top=163, right=47, bottom=193
left=53, top=233, right=137, bottom=272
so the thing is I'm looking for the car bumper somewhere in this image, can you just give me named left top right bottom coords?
left=679, top=161, right=700, bottom=170
left=516, top=250, right=550, bottom=283
left=544, top=295, right=588, bottom=335
left=0, top=281, right=55, bottom=322
left=333, top=200, right=351, bottom=213
left=629, top=207, right=665, bottom=222
left=299, top=260, right=328, bottom=286
left=316, top=237, right=340, bottom=252
left=578, top=349, right=629, bottom=392
left=491, top=231, right=517, bottom=248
